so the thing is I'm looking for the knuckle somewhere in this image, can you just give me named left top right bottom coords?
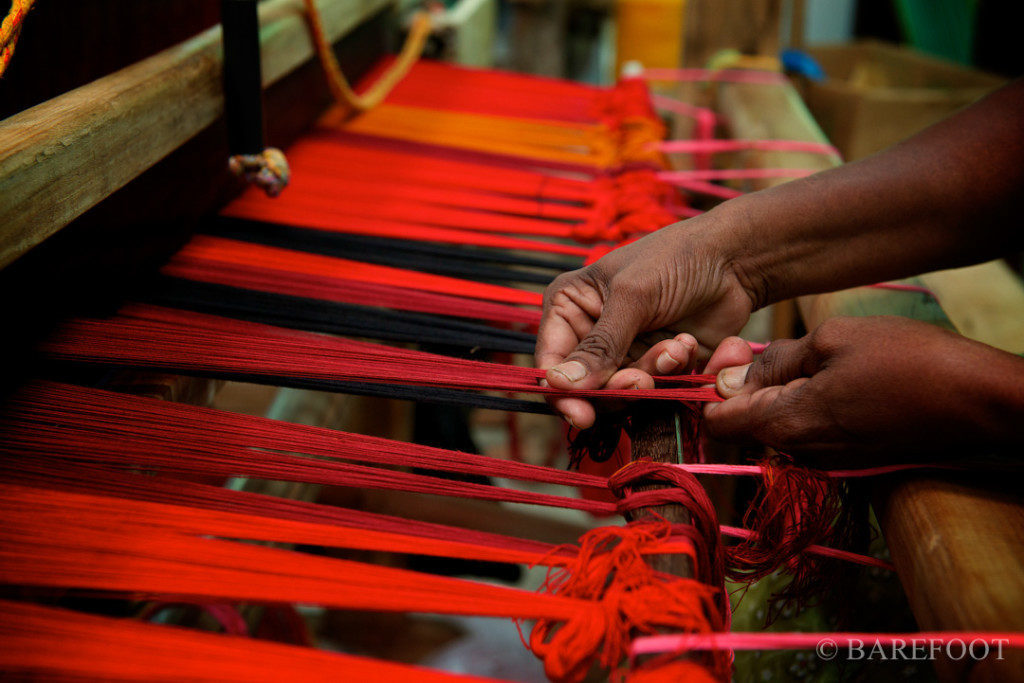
left=544, top=271, right=581, bottom=304
left=807, top=317, right=850, bottom=355
left=574, top=327, right=619, bottom=364
left=583, top=262, right=607, bottom=283
left=749, top=340, right=789, bottom=385
left=607, top=273, right=648, bottom=301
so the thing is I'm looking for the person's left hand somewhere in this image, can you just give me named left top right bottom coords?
left=702, top=316, right=1021, bottom=461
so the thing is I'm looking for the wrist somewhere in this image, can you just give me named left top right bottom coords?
left=956, top=344, right=1024, bottom=448
left=701, top=196, right=773, bottom=312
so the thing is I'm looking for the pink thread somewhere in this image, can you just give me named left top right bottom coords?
left=658, top=168, right=817, bottom=182
left=631, top=631, right=1024, bottom=657
left=640, top=68, right=789, bottom=85
left=673, top=462, right=967, bottom=480
left=867, top=282, right=938, bottom=299
left=657, top=139, right=841, bottom=157
left=650, top=94, right=716, bottom=169
left=662, top=178, right=744, bottom=199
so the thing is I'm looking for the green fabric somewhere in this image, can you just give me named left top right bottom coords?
left=894, top=0, right=977, bottom=66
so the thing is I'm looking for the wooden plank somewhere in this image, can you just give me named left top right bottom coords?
left=920, top=260, right=1024, bottom=355
left=0, top=0, right=392, bottom=269
left=715, top=77, right=1024, bottom=681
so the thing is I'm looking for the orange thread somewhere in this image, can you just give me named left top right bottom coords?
left=304, top=1, right=432, bottom=115
left=0, top=0, right=34, bottom=78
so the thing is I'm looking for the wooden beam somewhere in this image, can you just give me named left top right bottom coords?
left=0, top=0, right=392, bottom=269
left=681, top=0, right=783, bottom=68
left=715, top=78, right=1024, bottom=682
left=626, top=404, right=692, bottom=577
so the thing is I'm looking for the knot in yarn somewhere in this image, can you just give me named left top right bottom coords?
left=228, top=147, right=291, bottom=197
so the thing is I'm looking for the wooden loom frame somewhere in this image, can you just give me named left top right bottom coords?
left=1, top=3, right=1022, bottom=681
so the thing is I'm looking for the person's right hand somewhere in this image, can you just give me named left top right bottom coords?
left=535, top=211, right=757, bottom=428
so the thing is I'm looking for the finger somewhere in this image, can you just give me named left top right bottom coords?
left=704, top=378, right=812, bottom=446
left=536, top=281, right=605, bottom=425
left=536, top=304, right=590, bottom=372
left=577, top=368, right=656, bottom=415
left=551, top=395, right=596, bottom=430
left=714, top=337, right=817, bottom=399
left=536, top=312, right=598, bottom=426
left=547, top=293, right=646, bottom=390
left=704, top=336, right=754, bottom=375
left=629, top=334, right=698, bottom=376
left=745, top=337, right=818, bottom=389
left=548, top=368, right=653, bottom=430
left=606, top=368, right=656, bottom=391
left=535, top=275, right=605, bottom=371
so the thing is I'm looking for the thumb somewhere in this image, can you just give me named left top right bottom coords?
left=714, top=337, right=814, bottom=398
left=546, top=294, right=646, bottom=389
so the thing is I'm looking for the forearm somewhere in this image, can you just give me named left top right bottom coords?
left=709, top=78, right=1024, bottom=309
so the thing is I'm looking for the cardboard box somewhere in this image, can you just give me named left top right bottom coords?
left=801, top=40, right=1004, bottom=161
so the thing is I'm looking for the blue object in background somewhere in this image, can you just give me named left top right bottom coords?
left=780, top=49, right=827, bottom=82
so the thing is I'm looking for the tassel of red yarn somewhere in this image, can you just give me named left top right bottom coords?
left=609, top=461, right=727, bottom=605
left=725, top=454, right=870, bottom=621
left=624, top=660, right=722, bottom=683
left=530, top=522, right=729, bottom=683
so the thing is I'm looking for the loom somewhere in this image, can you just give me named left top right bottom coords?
left=2, top=2, right=1023, bottom=681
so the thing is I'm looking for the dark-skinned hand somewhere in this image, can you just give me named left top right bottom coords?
left=703, top=316, right=1024, bottom=463
left=535, top=213, right=755, bottom=429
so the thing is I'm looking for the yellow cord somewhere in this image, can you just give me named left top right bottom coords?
left=302, top=0, right=432, bottom=115
left=1, top=0, right=35, bottom=78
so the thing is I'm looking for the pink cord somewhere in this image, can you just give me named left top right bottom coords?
left=658, top=168, right=817, bottom=182
left=631, top=631, right=1024, bottom=657
left=663, top=178, right=744, bottom=199
left=867, top=282, right=938, bottom=299
left=640, top=68, right=789, bottom=85
left=673, top=462, right=969, bottom=480
left=658, top=138, right=841, bottom=157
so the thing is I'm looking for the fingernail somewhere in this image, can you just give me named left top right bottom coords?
left=552, top=360, right=587, bottom=383
left=655, top=351, right=679, bottom=374
left=719, top=364, right=751, bottom=391
left=564, top=415, right=578, bottom=430
left=539, top=379, right=550, bottom=388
